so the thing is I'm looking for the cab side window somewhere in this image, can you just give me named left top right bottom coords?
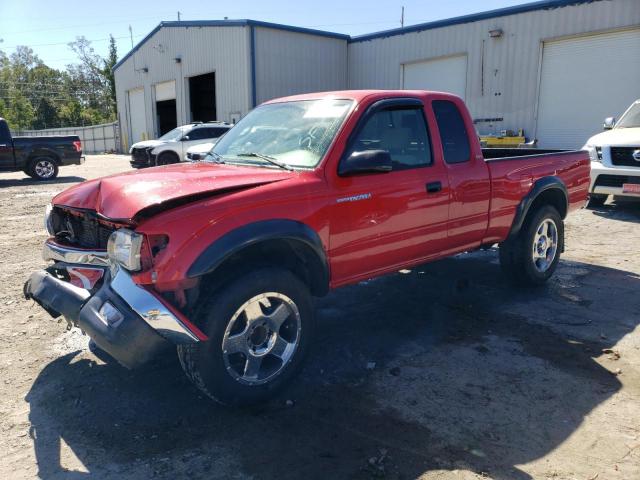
left=349, top=107, right=432, bottom=171
left=432, top=100, right=471, bottom=164
left=187, top=128, right=207, bottom=140
left=0, top=121, right=11, bottom=144
left=211, top=127, right=229, bottom=138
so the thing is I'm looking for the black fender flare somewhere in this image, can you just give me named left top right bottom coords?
left=508, top=176, right=568, bottom=239
left=187, top=219, right=329, bottom=294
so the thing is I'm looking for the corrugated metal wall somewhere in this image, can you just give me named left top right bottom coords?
left=348, top=0, right=640, bottom=140
left=253, top=27, right=348, bottom=104
left=114, top=25, right=251, bottom=150
left=13, top=122, right=119, bottom=154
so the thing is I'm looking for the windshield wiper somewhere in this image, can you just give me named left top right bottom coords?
left=204, top=151, right=225, bottom=164
left=235, top=152, right=293, bottom=171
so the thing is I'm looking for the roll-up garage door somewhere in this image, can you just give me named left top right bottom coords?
left=536, top=29, right=640, bottom=149
left=155, top=81, right=176, bottom=101
left=402, top=55, right=467, bottom=100
left=128, top=88, right=147, bottom=144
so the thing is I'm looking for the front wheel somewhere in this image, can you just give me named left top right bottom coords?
left=499, top=205, right=563, bottom=286
left=27, top=157, right=59, bottom=180
left=156, top=151, right=180, bottom=166
left=178, top=268, right=314, bottom=406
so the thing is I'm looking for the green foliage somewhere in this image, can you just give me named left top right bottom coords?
left=0, top=37, right=118, bottom=130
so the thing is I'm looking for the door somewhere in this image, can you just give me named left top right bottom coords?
left=0, top=121, right=14, bottom=170
left=431, top=99, right=491, bottom=249
left=154, top=81, right=177, bottom=136
left=128, top=88, right=147, bottom=144
left=403, top=55, right=468, bottom=100
left=536, top=29, right=640, bottom=149
left=329, top=99, right=450, bottom=285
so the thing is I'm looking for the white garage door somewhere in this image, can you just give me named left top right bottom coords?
left=402, top=55, right=467, bottom=100
left=154, top=80, right=176, bottom=102
left=536, top=29, right=640, bottom=149
left=128, top=88, right=147, bottom=144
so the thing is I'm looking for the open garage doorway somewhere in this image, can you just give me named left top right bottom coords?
left=154, top=81, right=177, bottom=136
left=189, top=72, right=217, bottom=122
left=156, top=99, right=177, bottom=136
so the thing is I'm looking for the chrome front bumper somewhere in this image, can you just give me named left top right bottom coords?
left=43, top=240, right=109, bottom=266
left=590, top=161, right=640, bottom=197
left=108, top=265, right=201, bottom=343
left=28, top=241, right=203, bottom=366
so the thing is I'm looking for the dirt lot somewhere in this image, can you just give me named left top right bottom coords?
left=0, top=154, right=639, bottom=480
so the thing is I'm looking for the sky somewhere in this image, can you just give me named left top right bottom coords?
left=1, top=0, right=529, bottom=70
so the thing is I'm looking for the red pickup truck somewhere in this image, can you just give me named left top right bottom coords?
left=25, top=90, right=589, bottom=405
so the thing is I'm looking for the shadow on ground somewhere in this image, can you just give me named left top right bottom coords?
left=589, top=197, right=640, bottom=223
left=25, top=252, right=639, bottom=479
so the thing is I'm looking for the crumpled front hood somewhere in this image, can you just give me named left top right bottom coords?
left=130, top=139, right=166, bottom=151
left=52, top=163, right=294, bottom=221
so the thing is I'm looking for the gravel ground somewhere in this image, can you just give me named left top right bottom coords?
left=0, top=155, right=639, bottom=480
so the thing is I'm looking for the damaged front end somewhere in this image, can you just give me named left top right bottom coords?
left=24, top=207, right=206, bottom=368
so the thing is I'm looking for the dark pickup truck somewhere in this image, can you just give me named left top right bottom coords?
left=0, top=118, right=84, bottom=180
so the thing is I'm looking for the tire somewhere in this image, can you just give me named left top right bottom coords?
left=156, top=151, right=180, bottom=166
left=586, top=194, right=607, bottom=209
left=499, top=205, right=563, bottom=286
left=27, top=157, right=59, bottom=180
left=177, top=268, right=314, bottom=406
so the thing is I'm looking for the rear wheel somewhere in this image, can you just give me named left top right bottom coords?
left=156, top=151, right=180, bottom=166
left=178, top=268, right=313, bottom=406
left=586, top=194, right=607, bottom=209
left=499, top=205, right=563, bottom=286
left=27, top=157, right=58, bottom=180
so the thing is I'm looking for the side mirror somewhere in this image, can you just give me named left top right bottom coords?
left=182, top=135, right=190, bottom=141
left=603, top=117, right=615, bottom=130
left=339, top=149, right=392, bottom=176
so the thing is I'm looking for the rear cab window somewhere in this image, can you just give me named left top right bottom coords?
left=432, top=100, right=471, bottom=164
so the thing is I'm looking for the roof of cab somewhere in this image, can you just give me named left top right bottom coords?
left=262, top=89, right=461, bottom=105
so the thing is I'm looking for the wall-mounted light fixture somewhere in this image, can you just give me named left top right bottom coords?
left=489, top=28, right=504, bottom=38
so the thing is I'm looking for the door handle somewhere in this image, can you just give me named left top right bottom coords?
left=426, top=181, right=442, bottom=193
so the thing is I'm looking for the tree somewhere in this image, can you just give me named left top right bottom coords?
left=0, top=36, right=117, bottom=129
left=103, top=35, right=118, bottom=115
left=0, top=89, right=35, bottom=128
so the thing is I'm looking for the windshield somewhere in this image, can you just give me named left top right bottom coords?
left=211, top=99, right=354, bottom=168
left=616, top=102, right=640, bottom=128
left=159, top=126, right=189, bottom=141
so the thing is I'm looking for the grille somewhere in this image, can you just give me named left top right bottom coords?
left=131, top=147, right=152, bottom=166
left=51, top=208, right=115, bottom=249
left=594, top=174, right=640, bottom=189
left=610, top=147, right=640, bottom=167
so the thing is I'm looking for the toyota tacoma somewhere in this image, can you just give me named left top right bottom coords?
left=25, top=90, right=590, bottom=405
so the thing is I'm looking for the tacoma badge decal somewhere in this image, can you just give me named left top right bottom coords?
left=336, top=193, right=372, bottom=203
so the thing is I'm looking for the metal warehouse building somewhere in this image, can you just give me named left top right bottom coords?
left=114, top=0, right=640, bottom=151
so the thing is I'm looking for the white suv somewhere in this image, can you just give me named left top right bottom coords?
left=129, top=122, right=232, bottom=168
left=583, top=100, right=640, bottom=208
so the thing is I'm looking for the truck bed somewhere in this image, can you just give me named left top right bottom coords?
left=482, top=147, right=567, bottom=160
left=482, top=149, right=590, bottom=244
